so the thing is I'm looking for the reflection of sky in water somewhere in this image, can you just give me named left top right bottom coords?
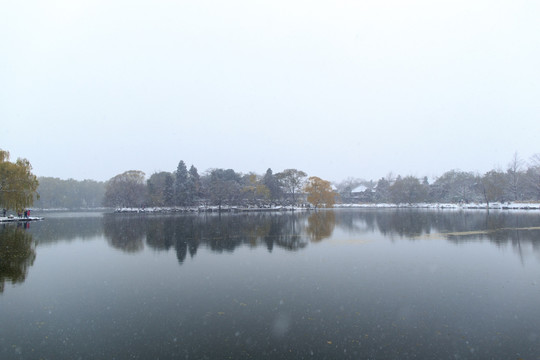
left=1, top=210, right=540, bottom=359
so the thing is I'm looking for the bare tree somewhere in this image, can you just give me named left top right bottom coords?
left=506, top=152, right=523, bottom=201
left=481, top=170, right=506, bottom=207
left=524, top=153, right=540, bottom=200
left=276, top=169, right=307, bottom=205
left=103, top=170, right=146, bottom=208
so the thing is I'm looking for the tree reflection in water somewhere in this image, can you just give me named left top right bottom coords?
left=2, top=210, right=537, bottom=304
left=101, top=210, right=540, bottom=264
left=103, top=215, right=146, bottom=253
left=102, top=212, right=317, bottom=262
left=306, top=211, right=336, bottom=242
left=0, top=224, right=36, bottom=293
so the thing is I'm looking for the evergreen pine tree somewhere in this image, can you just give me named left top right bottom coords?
left=188, top=165, right=201, bottom=205
left=175, top=161, right=189, bottom=206
left=262, top=168, right=281, bottom=202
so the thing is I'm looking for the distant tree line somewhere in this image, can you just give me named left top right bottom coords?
left=29, top=152, right=540, bottom=210
left=33, top=177, right=106, bottom=209
left=103, top=162, right=338, bottom=209
left=335, top=153, right=540, bottom=205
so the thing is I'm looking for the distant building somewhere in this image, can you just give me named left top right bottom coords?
left=350, top=185, right=374, bottom=203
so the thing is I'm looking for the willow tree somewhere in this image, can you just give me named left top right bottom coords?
left=0, top=149, right=39, bottom=213
left=304, top=176, right=338, bottom=209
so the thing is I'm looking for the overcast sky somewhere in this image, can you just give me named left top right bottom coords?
left=1, top=0, right=539, bottom=182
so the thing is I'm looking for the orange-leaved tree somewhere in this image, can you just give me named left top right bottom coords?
left=304, top=176, right=338, bottom=209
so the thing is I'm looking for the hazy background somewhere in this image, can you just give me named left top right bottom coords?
left=1, top=0, right=539, bottom=182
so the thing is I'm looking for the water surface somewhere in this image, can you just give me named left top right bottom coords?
left=1, top=210, right=539, bottom=359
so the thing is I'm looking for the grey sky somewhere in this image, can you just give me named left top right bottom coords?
left=1, top=0, right=539, bottom=182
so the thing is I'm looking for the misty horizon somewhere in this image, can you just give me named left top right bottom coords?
left=2, top=1, right=539, bottom=184
left=29, top=151, right=536, bottom=185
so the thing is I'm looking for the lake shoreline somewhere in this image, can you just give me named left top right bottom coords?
left=335, top=201, right=540, bottom=210
left=112, top=201, right=540, bottom=214
left=114, top=205, right=311, bottom=213
left=0, top=216, right=44, bottom=223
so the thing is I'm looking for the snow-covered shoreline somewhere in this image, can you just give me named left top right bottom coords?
left=334, top=202, right=540, bottom=210
left=4, top=202, right=536, bottom=219
left=113, top=202, right=540, bottom=213
left=0, top=216, right=44, bottom=223
left=115, top=205, right=310, bottom=213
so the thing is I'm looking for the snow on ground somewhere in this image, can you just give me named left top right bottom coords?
left=0, top=216, right=44, bottom=223
left=114, top=205, right=310, bottom=213
left=114, top=202, right=540, bottom=213
left=335, top=202, right=540, bottom=210
left=4, top=202, right=538, bottom=220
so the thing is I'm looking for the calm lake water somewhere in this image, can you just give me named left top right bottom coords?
left=1, top=209, right=540, bottom=359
